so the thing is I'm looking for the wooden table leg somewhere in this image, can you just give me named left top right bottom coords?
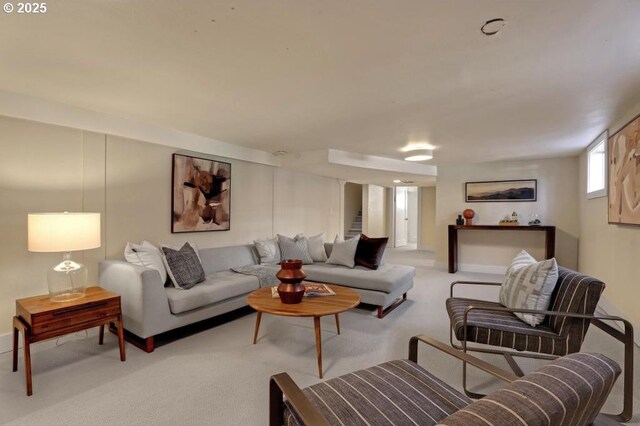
left=13, top=316, right=32, bottom=396
left=117, top=315, right=126, bottom=362
left=314, top=316, right=323, bottom=379
left=98, top=324, right=105, bottom=345
left=253, top=311, right=262, bottom=344
left=12, top=319, right=18, bottom=372
left=334, top=314, right=340, bottom=335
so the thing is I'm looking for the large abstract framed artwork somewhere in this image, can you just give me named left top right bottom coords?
left=172, top=153, right=231, bottom=233
left=608, top=114, right=640, bottom=225
left=465, top=179, right=537, bottom=202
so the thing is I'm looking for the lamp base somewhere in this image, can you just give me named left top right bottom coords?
left=50, top=291, right=86, bottom=303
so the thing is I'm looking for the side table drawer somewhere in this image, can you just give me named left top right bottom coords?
left=27, top=299, right=121, bottom=334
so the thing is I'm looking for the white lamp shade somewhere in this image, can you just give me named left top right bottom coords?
left=28, top=213, right=101, bottom=252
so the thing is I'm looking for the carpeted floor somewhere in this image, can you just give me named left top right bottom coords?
left=0, top=248, right=638, bottom=425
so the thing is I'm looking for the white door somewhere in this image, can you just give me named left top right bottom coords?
left=395, top=187, right=408, bottom=247
left=407, top=187, right=418, bottom=244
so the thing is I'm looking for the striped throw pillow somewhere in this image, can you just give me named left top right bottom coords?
left=499, top=250, right=559, bottom=327
left=277, top=234, right=314, bottom=264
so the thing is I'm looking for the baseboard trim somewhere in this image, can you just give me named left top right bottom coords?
left=434, top=261, right=507, bottom=275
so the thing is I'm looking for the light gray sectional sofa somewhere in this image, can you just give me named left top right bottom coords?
left=99, top=243, right=414, bottom=352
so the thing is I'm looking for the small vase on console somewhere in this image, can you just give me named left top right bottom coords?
left=276, top=259, right=307, bottom=304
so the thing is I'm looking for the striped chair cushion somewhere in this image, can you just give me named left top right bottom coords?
left=446, top=297, right=573, bottom=355
left=284, top=359, right=472, bottom=426
left=440, top=352, right=621, bottom=426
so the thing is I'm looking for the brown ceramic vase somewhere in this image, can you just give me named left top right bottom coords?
left=276, top=259, right=307, bottom=304
left=463, top=208, right=475, bottom=226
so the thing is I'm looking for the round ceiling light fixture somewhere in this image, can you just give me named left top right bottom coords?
left=404, top=148, right=433, bottom=162
left=481, top=18, right=505, bottom=36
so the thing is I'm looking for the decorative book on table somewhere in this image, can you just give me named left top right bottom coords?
left=271, top=283, right=336, bottom=298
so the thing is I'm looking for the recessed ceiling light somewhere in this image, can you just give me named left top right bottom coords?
left=481, top=18, right=505, bottom=36
left=404, top=149, right=433, bottom=162
left=393, top=179, right=402, bottom=183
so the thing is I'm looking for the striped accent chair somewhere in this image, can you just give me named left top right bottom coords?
left=446, top=267, right=605, bottom=357
left=269, top=336, right=621, bottom=426
left=445, top=267, right=634, bottom=422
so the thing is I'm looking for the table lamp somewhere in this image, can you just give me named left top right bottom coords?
left=27, top=212, right=101, bottom=302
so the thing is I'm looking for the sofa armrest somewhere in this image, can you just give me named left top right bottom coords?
left=99, top=260, right=169, bottom=338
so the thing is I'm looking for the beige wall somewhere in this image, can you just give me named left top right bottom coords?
left=362, top=184, right=388, bottom=237
left=419, top=186, right=436, bottom=250
left=579, top=100, right=640, bottom=326
left=0, top=116, right=340, bottom=335
left=343, top=182, right=362, bottom=236
left=435, top=157, right=580, bottom=272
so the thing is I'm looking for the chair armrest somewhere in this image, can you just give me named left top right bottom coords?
left=269, top=373, right=328, bottom=426
left=450, top=280, right=501, bottom=298
left=409, top=335, right=518, bottom=383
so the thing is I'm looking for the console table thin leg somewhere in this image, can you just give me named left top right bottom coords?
left=335, top=314, right=340, bottom=335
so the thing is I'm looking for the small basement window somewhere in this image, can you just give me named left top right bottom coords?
left=587, top=130, right=607, bottom=199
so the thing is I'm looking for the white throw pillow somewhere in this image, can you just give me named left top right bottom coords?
left=326, top=235, right=360, bottom=268
left=253, top=237, right=281, bottom=264
left=160, top=242, right=203, bottom=288
left=499, top=250, right=559, bottom=327
left=300, top=233, right=327, bottom=262
left=124, top=241, right=167, bottom=284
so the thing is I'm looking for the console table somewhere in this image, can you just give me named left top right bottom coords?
left=448, top=225, right=556, bottom=273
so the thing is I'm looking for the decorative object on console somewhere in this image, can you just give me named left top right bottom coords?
left=498, top=219, right=519, bottom=226
left=278, top=234, right=314, bottom=264
left=462, top=209, right=475, bottom=226
left=326, top=234, right=360, bottom=268
left=608, top=113, right=640, bottom=225
left=124, top=240, right=167, bottom=284
left=465, top=179, right=537, bottom=202
left=253, top=237, right=281, bottom=264
left=276, top=259, right=307, bottom=304
left=27, top=212, right=101, bottom=302
left=528, top=213, right=542, bottom=226
left=172, top=153, right=231, bottom=233
left=354, top=234, right=389, bottom=270
left=455, top=214, right=464, bottom=225
left=160, top=242, right=205, bottom=289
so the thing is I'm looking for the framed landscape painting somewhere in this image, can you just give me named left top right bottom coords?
left=608, top=113, right=640, bottom=225
left=465, top=179, right=537, bottom=202
left=171, top=153, right=231, bottom=233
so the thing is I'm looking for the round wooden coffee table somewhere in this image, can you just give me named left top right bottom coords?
left=247, top=283, right=360, bottom=378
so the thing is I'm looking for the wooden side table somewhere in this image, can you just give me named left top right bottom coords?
left=12, top=286, right=126, bottom=396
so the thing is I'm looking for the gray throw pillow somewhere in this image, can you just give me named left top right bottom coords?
left=161, top=243, right=206, bottom=289
left=278, top=234, right=314, bottom=264
left=253, top=237, right=281, bottom=264
left=326, top=235, right=360, bottom=268
left=499, top=250, right=559, bottom=327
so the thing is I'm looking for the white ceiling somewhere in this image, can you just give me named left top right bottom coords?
left=1, top=0, right=640, bottom=180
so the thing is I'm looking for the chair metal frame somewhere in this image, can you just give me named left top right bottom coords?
left=449, top=280, right=634, bottom=422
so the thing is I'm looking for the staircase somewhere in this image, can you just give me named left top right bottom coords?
left=345, top=210, right=362, bottom=239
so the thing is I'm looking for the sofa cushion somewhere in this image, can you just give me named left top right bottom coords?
left=284, top=359, right=471, bottom=426
left=278, top=234, right=314, bottom=264
left=161, top=243, right=206, bottom=289
left=303, top=262, right=415, bottom=293
left=326, top=235, right=360, bottom=268
left=198, top=244, right=260, bottom=274
left=166, top=271, right=259, bottom=314
left=354, top=234, right=388, bottom=270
